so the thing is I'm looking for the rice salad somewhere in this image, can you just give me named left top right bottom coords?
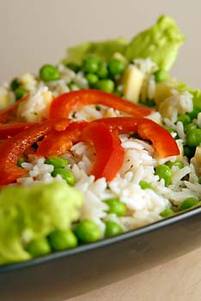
left=1, top=15, right=201, bottom=265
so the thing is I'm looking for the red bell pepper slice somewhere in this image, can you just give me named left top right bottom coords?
left=137, top=119, right=180, bottom=158
left=37, top=121, right=87, bottom=157
left=0, top=119, right=70, bottom=140
left=0, top=121, right=53, bottom=185
left=37, top=117, right=179, bottom=161
left=93, top=117, right=180, bottom=158
left=49, top=89, right=153, bottom=120
left=0, top=122, right=34, bottom=139
left=37, top=121, right=124, bottom=181
left=53, top=119, right=71, bottom=132
left=81, top=122, right=124, bottom=181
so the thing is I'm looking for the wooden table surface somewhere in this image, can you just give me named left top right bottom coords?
left=68, top=247, right=201, bottom=301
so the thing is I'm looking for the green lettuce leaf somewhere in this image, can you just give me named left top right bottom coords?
left=64, top=38, right=128, bottom=64
left=64, top=16, right=184, bottom=71
left=0, top=182, right=83, bottom=264
left=125, top=15, right=184, bottom=71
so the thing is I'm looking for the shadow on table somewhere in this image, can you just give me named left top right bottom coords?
left=1, top=213, right=201, bottom=301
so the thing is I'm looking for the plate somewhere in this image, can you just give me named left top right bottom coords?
left=1, top=207, right=201, bottom=301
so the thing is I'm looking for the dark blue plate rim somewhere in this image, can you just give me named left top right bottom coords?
left=1, top=206, right=201, bottom=273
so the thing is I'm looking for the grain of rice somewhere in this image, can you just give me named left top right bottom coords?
left=147, top=75, right=156, bottom=99
left=176, top=121, right=185, bottom=140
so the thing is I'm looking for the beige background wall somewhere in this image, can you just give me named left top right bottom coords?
left=0, top=0, right=201, bottom=88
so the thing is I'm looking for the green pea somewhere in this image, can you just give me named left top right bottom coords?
left=74, top=220, right=102, bottom=243
left=17, top=157, right=25, bottom=167
left=82, top=56, right=100, bottom=74
left=186, top=128, right=201, bottom=147
left=178, top=114, right=191, bottom=125
left=183, top=145, right=195, bottom=159
left=105, top=221, right=123, bottom=238
left=45, top=156, right=68, bottom=169
left=155, top=165, right=172, bottom=186
left=10, top=78, right=24, bottom=100
left=146, top=99, right=156, bottom=108
left=114, top=85, right=123, bottom=97
left=39, top=64, right=60, bottom=82
left=114, top=90, right=122, bottom=97
left=105, top=198, right=127, bottom=216
left=26, top=237, right=51, bottom=258
left=65, top=63, right=80, bottom=72
left=154, top=70, right=169, bottom=82
left=48, top=229, right=77, bottom=251
left=188, top=108, right=200, bottom=120
left=96, top=79, right=114, bottom=93
left=108, top=58, right=125, bottom=76
left=166, top=160, right=184, bottom=169
left=68, top=82, right=79, bottom=91
left=97, top=62, right=108, bottom=78
left=139, top=180, right=153, bottom=190
left=180, top=197, right=200, bottom=211
left=185, top=123, right=197, bottom=133
left=15, top=87, right=27, bottom=100
left=52, top=168, right=76, bottom=186
left=10, top=78, right=20, bottom=91
left=160, top=208, right=174, bottom=218
left=140, top=98, right=155, bottom=107
left=166, top=127, right=176, bottom=134
left=139, top=99, right=146, bottom=105
left=86, top=73, right=99, bottom=86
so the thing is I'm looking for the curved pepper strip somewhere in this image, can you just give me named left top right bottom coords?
left=80, top=122, right=124, bottom=181
left=0, top=121, right=54, bottom=185
left=0, top=118, right=70, bottom=140
left=137, top=119, right=180, bottom=158
left=35, top=117, right=179, bottom=182
left=53, top=119, right=71, bottom=132
left=93, top=117, right=180, bottom=158
left=37, top=121, right=87, bottom=157
left=0, top=122, right=34, bottom=139
left=37, top=121, right=124, bottom=181
left=37, top=117, right=179, bottom=159
left=49, top=89, right=153, bottom=120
